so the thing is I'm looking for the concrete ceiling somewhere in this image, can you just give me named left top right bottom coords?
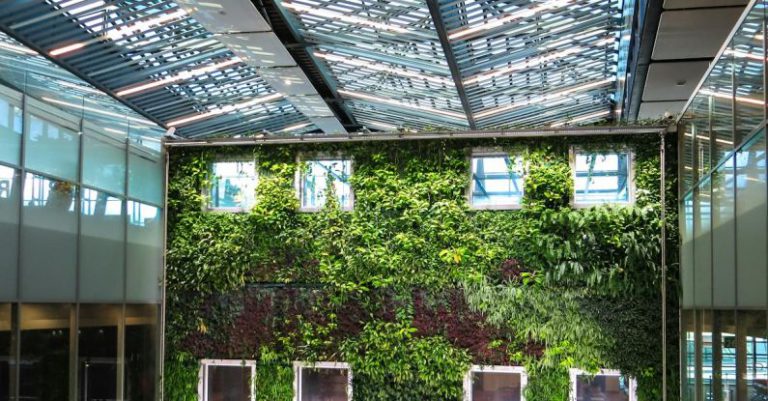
left=634, top=0, right=746, bottom=120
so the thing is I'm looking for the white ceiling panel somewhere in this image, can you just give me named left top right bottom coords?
left=653, top=8, right=743, bottom=60
left=663, top=0, right=747, bottom=9
left=643, top=61, right=711, bottom=101
left=176, top=0, right=270, bottom=33
left=310, top=117, right=347, bottom=134
left=217, top=33, right=296, bottom=67
left=259, top=67, right=317, bottom=96
left=290, top=96, right=336, bottom=117
left=638, top=101, right=687, bottom=119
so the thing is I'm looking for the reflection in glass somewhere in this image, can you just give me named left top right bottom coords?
left=204, top=364, right=252, bottom=401
left=470, top=155, right=524, bottom=208
left=732, top=5, right=765, bottom=145
left=299, top=367, right=349, bottom=401
left=700, top=310, right=713, bottom=399
left=80, top=189, right=125, bottom=302
left=24, top=113, right=79, bottom=181
left=739, top=311, right=767, bottom=401
left=735, top=132, right=767, bottom=307
left=301, top=160, right=352, bottom=210
left=682, top=122, right=695, bottom=192
left=575, top=374, right=631, bottom=401
left=19, top=304, right=71, bottom=401
left=0, top=166, right=19, bottom=299
left=573, top=151, right=631, bottom=205
left=128, top=150, right=163, bottom=206
left=82, top=133, right=126, bottom=196
left=681, top=310, right=695, bottom=401
left=126, top=202, right=162, bottom=303
left=471, top=371, right=522, bottom=401
left=712, top=157, right=736, bottom=307
left=0, top=304, right=11, bottom=401
left=705, top=50, right=734, bottom=163
left=208, top=161, right=257, bottom=211
left=693, top=178, right=712, bottom=306
left=78, top=305, right=120, bottom=401
left=0, top=93, right=22, bottom=166
left=681, top=193, right=694, bottom=308
left=125, top=305, right=158, bottom=401
left=709, top=310, right=737, bottom=400
left=21, top=174, right=77, bottom=301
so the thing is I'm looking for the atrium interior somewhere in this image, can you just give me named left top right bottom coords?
left=0, top=0, right=765, bottom=401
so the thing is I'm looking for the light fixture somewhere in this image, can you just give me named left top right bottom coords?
left=315, top=51, right=452, bottom=85
left=116, top=57, right=241, bottom=97
left=282, top=2, right=410, bottom=34
left=279, top=122, right=313, bottom=133
left=338, top=89, right=466, bottom=120
left=550, top=110, right=610, bottom=127
left=167, top=92, right=284, bottom=127
left=464, top=48, right=582, bottom=85
left=474, top=78, right=615, bottom=119
left=448, top=0, right=573, bottom=41
left=50, top=42, right=86, bottom=56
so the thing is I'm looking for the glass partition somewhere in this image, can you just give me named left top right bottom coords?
left=0, top=87, right=22, bottom=166
left=0, top=166, right=19, bottom=300
left=125, top=305, right=159, bottom=401
left=80, top=189, right=125, bottom=302
left=78, top=304, right=121, bottom=401
left=19, top=304, right=71, bottom=401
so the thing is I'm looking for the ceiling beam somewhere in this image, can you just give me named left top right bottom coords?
left=426, top=0, right=477, bottom=130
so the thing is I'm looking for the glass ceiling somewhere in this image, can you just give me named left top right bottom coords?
left=0, top=0, right=630, bottom=137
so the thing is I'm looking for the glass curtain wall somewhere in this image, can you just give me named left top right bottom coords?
left=679, top=1, right=768, bottom=400
left=0, top=33, right=165, bottom=401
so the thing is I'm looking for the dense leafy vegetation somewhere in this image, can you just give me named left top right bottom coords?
left=165, top=135, right=678, bottom=401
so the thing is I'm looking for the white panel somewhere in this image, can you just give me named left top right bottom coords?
left=642, top=61, right=710, bottom=101
left=638, top=101, right=687, bottom=119
left=663, top=0, right=747, bottom=9
left=260, top=67, right=317, bottom=96
left=290, top=96, right=336, bottom=117
left=309, top=117, right=346, bottom=134
left=653, top=8, right=744, bottom=60
left=176, top=0, right=270, bottom=33
left=217, top=33, right=296, bottom=67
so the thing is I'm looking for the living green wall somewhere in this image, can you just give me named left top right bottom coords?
left=165, top=134, right=679, bottom=401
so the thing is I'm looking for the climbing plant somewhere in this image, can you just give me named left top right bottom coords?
left=165, top=134, right=678, bottom=401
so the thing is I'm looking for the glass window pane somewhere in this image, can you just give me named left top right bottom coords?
left=208, top=161, right=257, bottom=211
left=694, top=178, right=712, bottom=307
left=471, top=371, right=522, bottom=401
left=0, top=304, right=11, bottom=401
left=20, top=174, right=77, bottom=301
left=0, top=90, right=22, bottom=166
left=125, top=305, right=159, bottom=401
left=575, top=374, right=631, bottom=401
left=300, top=368, right=349, bottom=401
left=301, top=159, right=352, bottom=210
left=573, top=151, right=632, bottom=205
left=736, top=131, right=767, bottom=307
left=128, top=147, right=163, bottom=206
left=706, top=51, right=734, bottom=164
left=739, top=310, right=768, bottom=401
left=82, top=131, right=126, bottom=195
left=206, top=365, right=251, bottom=401
left=709, top=310, right=737, bottom=400
left=0, top=166, right=19, bottom=300
left=79, top=304, right=120, bottom=401
left=19, top=304, right=71, bottom=401
left=470, top=155, right=524, bottom=208
left=733, top=6, right=765, bottom=145
left=681, top=193, right=694, bottom=308
left=712, top=156, right=736, bottom=308
left=681, top=310, right=695, bottom=401
left=126, top=202, right=162, bottom=303
left=80, top=188, right=125, bottom=302
left=24, top=113, right=79, bottom=181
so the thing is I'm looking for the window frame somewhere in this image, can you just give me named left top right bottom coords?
left=295, top=154, right=354, bottom=212
left=568, top=368, right=637, bottom=401
left=463, top=365, right=528, bottom=401
left=205, top=157, right=259, bottom=213
left=198, top=359, right=257, bottom=401
left=569, top=147, right=636, bottom=208
left=467, top=149, right=526, bottom=210
left=293, top=361, right=353, bottom=401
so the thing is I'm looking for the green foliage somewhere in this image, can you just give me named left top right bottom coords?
left=165, top=135, right=678, bottom=401
left=341, top=320, right=471, bottom=401
left=164, top=352, right=199, bottom=401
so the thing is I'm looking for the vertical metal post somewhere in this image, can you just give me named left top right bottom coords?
left=660, top=131, right=668, bottom=401
left=13, top=75, right=28, bottom=401
left=158, top=145, right=169, bottom=401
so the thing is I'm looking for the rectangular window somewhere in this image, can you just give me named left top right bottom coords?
left=294, top=362, right=352, bottom=401
left=470, top=153, right=524, bottom=208
left=464, top=365, right=527, bottom=401
left=570, top=369, right=636, bottom=401
left=572, top=149, right=633, bottom=206
left=208, top=160, right=258, bottom=211
left=199, top=359, right=256, bottom=401
left=299, top=159, right=353, bottom=211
